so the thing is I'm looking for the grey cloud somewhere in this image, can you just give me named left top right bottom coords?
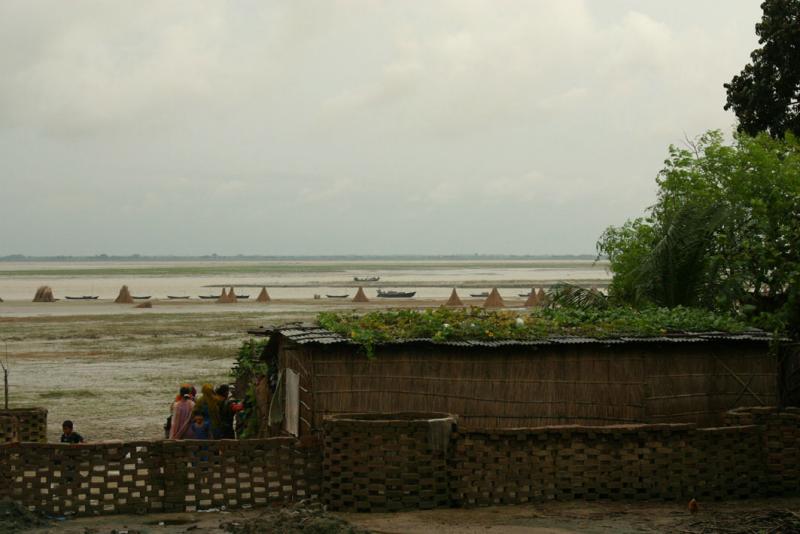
left=0, top=0, right=762, bottom=255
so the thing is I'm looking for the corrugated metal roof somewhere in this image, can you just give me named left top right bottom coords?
left=247, top=323, right=777, bottom=348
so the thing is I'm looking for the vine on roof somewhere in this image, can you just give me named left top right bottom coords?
left=317, top=307, right=749, bottom=356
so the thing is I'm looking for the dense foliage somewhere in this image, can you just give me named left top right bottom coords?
left=230, top=338, right=269, bottom=439
left=725, top=0, right=800, bottom=138
left=230, top=338, right=269, bottom=382
left=597, top=131, right=800, bottom=335
left=318, top=307, right=748, bottom=354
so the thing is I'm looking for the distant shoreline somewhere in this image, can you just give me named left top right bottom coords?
left=0, top=254, right=601, bottom=262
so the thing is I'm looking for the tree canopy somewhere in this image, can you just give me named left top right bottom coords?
left=597, top=131, right=800, bottom=336
left=724, top=0, right=800, bottom=138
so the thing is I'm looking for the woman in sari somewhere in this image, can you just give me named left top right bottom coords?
left=193, top=383, right=223, bottom=438
left=169, top=385, right=195, bottom=439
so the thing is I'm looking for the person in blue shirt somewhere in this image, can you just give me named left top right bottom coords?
left=186, top=414, right=210, bottom=440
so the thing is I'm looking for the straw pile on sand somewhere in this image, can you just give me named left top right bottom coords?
left=114, top=285, right=134, bottom=304
left=444, top=288, right=464, bottom=307
left=353, top=287, right=369, bottom=303
left=217, top=287, right=238, bottom=303
left=33, top=286, right=55, bottom=302
left=256, top=287, right=271, bottom=303
left=537, top=287, right=549, bottom=305
left=524, top=288, right=539, bottom=307
left=483, top=287, right=505, bottom=308
left=135, top=301, right=152, bottom=308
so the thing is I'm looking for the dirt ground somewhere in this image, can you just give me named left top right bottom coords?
left=14, top=497, right=800, bottom=534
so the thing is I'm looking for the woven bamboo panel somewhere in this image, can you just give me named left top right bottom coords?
left=323, top=413, right=455, bottom=512
left=0, top=437, right=321, bottom=517
left=0, top=409, right=47, bottom=443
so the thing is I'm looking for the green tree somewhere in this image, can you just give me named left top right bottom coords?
left=598, top=131, right=800, bottom=335
left=724, top=0, right=800, bottom=138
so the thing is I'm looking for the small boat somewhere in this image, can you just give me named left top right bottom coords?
left=470, top=292, right=489, bottom=298
left=377, top=290, right=416, bottom=298
left=354, top=276, right=380, bottom=282
left=167, top=296, right=190, bottom=300
left=518, top=293, right=532, bottom=298
left=198, top=295, right=218, bottom=299
left=65, top=296, right=99, bottom=300
left=235, top=295, right=250, bottom=299
left=326, top=294, right=350, bottom=299
left=132, top=296, right=151, bottom=300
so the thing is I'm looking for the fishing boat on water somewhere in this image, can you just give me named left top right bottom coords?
left=377, top=289, right=416, bottom=298
left=65, top=296, right=99, bottom=300
left=198, top=295, right=218, bottom=299
left=470, top=292, right=489, bottom=298
left=167, top=296, right=190, bottom=299
left=236, top=295, right=250, bottom=299
left=326, top=294, right=349, bottom=299
left=354, top=276, right=380, bottom=282
left=132, top=296, right=151, bottom=300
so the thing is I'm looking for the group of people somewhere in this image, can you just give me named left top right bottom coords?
left=167, top=383, right=243, bottom=440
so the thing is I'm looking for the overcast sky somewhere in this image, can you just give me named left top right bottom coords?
left=0, top=1, right=762, bottom=256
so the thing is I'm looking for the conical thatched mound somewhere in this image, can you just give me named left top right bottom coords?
left=537, top=287, right=549, bottom=305
left=228, top=287, right=238, bottom=303
left=33, top=286, right=55, bottom=302
left=524, top=288, right=539, bottom=307
left=483, top=287, right=505, bottom=308
left=115, top=285, right=134, bottom=304
left=0, top=297, right=4, bottom=303
left=353, top=287, right=369, bottom=303
left=135, top=301, right=153, bottom=308
left=256, top=287, right=271, bottom=303
left=216, top=288, right=229, bottom=303
left=444, top=288, right=464, bottom=307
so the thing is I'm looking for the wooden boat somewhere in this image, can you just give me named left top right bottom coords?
left=167, top=296, right=190, bottom=299
left=354, top=276, right=380, bottom=282
left=235, top=295, right=250, bottom=299
left=326, top=294, right=350, bottom=299
left=65, top=296, right=99, bottom=300
left=518, top=293, right=532, bottom=298
left=132, top=296, right=151, bottom=300
left=470, top=292, right=489, bottom=298
left=377, top=290, right=416, bottom=298
left=198, top=295, right=218, bottom=299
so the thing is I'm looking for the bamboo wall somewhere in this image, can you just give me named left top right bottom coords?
left=283, top=339, right=778, bottom=432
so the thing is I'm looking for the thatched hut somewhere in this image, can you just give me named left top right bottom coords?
left=256, top=287, right=271, bottom=303
left=114, top=285, right=134, bottom=304
left=250, top=324, right=782, bottom=437
left=524, top=289, right=539, bottom=307
left=32, top=286, right=55, bottom=302
left=483, top=288, right=505, bottom=308
left=444, top=289, right=464, bottom=307
left=353, top=287, right=369, bottom=303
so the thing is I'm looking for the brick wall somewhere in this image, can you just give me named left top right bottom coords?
left=322, top=413, right=455, bottom=512
left=449, top=424, right=766, bottom=507
left=0, top=415, right=18, bottom=444
left=0, top=437, right=321, bottom=516
left=0, top=408, right=47, bottom=443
